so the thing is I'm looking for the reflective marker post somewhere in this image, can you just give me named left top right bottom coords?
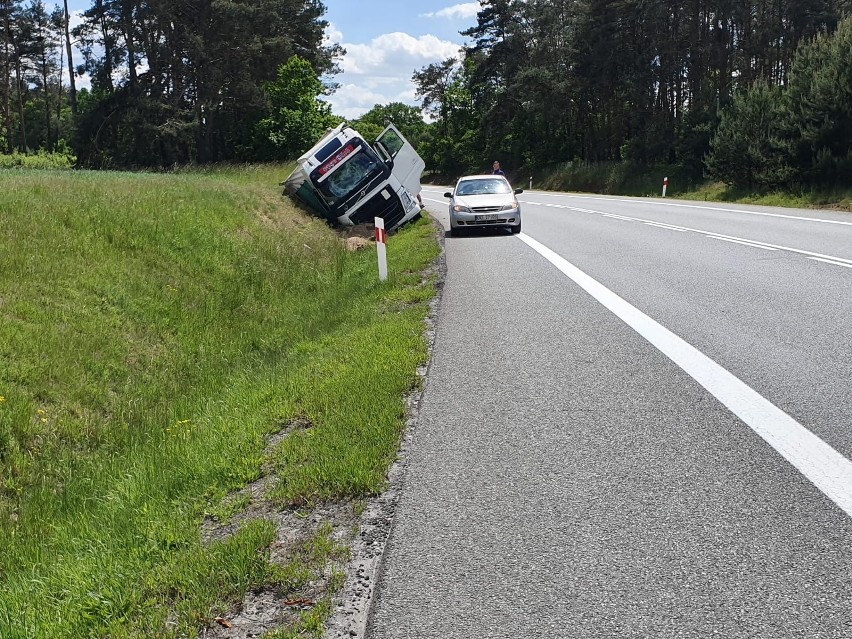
left=662, top=176, right=669, bottom=197
left=375, top=217, right=388, bottom=282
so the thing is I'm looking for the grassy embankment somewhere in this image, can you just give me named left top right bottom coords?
left=529, top=161, right=852, bottom=211
left=0, top=166, right=440, bottom=638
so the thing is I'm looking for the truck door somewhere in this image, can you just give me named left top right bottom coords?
left=376, top=124, right=426, bottom=197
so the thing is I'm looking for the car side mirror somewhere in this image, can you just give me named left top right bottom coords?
left=443, top=192, right=453, bottom=198
left=514, top=188, right=524, bottom=194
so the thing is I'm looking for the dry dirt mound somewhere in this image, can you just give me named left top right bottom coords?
left=341, top=224, right=376, bottom=251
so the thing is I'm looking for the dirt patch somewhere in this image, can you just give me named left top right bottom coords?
left=201, top=417, right=311, bottom=547
left=204, top=503, right=357, bottom=639
left=339, top=224, right=377, bottom=252
left=340, top=224, right=376, bottom=240
left=345, top=236, right=373, bottom=251
left=200, top=415, right=356, bottom=639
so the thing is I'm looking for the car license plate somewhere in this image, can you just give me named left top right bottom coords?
left=474, top=214, right=498, bottom=221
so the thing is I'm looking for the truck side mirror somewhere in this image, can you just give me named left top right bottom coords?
left=443, top=192, right=452, bottom=198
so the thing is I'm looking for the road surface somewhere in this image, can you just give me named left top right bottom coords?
left=367, top=189, right=852, bottom=638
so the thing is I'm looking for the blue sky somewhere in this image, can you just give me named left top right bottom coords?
left=322, top=0, right=480, bottom=117
left=61, top=0, right=482, bottom=119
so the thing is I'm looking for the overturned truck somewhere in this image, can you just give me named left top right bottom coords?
left=283, top=123, right=426, bottom=232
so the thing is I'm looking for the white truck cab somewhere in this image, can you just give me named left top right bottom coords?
left=283, top=123, right=426, bottom=232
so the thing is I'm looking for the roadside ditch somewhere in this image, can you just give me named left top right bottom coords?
left=198, top=219, right=446, bottom=639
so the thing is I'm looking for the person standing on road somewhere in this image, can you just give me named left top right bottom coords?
left=492, top=160, right=505, bottom=176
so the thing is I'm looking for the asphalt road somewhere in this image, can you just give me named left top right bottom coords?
left=366, top=190, right=852, bottom=638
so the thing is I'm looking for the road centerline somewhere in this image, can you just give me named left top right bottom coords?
left=528, top=192, right=852, bottom=227
left=517, top=232, right=852, bottom=519
left=522, top=200, right=852, bottom=267
left=808, top=256, right=852, bottom=269
left=707, top=236, right=778, bottom=251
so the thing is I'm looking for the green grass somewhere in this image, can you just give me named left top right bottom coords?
left=0, top=166, right=440, bottom=638
left=675, top=181, right=852, bottom=211
left=527, top=161, right=852, bottom=212
left=529, top=162, right=701, bottom=198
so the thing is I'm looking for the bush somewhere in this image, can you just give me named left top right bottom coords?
left=535, top=161, right=700, bottom=197
left=0, top=148, right=77, bottom=170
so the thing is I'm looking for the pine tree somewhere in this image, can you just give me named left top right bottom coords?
left=705, top=81, right=794, bottom=188
left=785, top=17, right=852, bottom=185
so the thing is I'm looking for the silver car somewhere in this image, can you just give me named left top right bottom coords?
left=444, top=175, right=523, bottom=236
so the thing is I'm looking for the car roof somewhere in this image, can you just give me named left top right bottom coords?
left=458, top=174, right=505, bottom=180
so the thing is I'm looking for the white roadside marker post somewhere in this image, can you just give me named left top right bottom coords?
left=375, top=217, right=388, bottom=282
left=529, top=176, right=533, bottom=190
left=662, top=176, right=669, bottom=197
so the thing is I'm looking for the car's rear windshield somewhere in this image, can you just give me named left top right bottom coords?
left=456, top=179, right=511, bottom=196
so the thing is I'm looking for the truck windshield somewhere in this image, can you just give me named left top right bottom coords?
left=315, top=145, right=387, bottom=207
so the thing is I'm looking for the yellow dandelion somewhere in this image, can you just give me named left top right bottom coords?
left=41, top=418, right=47, bottom=424
left=37, top=408, right=46, bottom=415
left=0, top=396, right=5, bottom=404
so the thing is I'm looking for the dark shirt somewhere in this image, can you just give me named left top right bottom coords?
left=492, top=168, right=505, bottom=175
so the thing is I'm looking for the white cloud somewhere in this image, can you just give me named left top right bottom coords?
left=325, top=83, right=392, bottom=120
left=325, top=24, right=462, bottom=119
left=323, top=23, right=344, bottom=47
left=341, top=32, right=461, bottom=76
left=420, top=2, right=481, bottom=20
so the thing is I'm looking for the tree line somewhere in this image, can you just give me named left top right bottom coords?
left=3, top=0, right=850, bottom=187
left=414, top=0, right=852, bottom=189
left=0, top=0, right=340, bottom=167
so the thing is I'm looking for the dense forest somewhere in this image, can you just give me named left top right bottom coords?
left=415, top=0, right=852, bottom=189
left=1, top=0, right=851, bottom=189
left=0, top=0, right=341, bottom=167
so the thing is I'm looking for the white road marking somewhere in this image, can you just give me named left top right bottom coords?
left=522, top=201, right=852, bottom=267
left=526, top=192, right=852, bottom=227
left=644, top=221, right=689, bottom=232
left=517, top=232, right=852, bottom=520
left=602, top=213, right=637, bottom=222
left=808, top=257, right=852, bottom=270
left=707, top=236, right=778, bottom=251
left=424, top=189, right=852, bottom=268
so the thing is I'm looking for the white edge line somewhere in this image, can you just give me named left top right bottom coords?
left=517, top=232, right=852, bottom=519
